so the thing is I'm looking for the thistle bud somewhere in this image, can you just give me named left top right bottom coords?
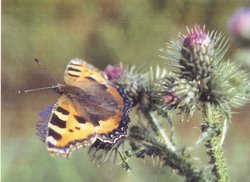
left=155, top=75, right=199, bottom=115
left=162, top=91, right=177, bottom=105
left=105, top=64, right=124, bottom=81
left=160, top=25, right=249, bottom=115
left=105, top=64, right=145, bottom=107
left=180, top=26, right=214, bottom=79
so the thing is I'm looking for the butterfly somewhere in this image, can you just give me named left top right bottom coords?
left=36, top=58, right=131, bottom=157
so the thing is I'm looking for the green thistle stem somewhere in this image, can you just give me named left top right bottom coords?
left=203, top=103, right=229, bottom=182
left=129, top=126, right=206, bottom=182
left=144, top=112, right=176, bottom=152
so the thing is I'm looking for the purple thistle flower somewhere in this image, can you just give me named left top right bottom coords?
left=155, top=75, right=199, bottom=115
left=105, top=64, right=124, bottom=81
left=162, top=92, right=177, bottom=105
left=179, top=25, right=214, bottom=79
left=182, top=26, right=210, bottom=50
left=228, top=8, right=250, bottom=42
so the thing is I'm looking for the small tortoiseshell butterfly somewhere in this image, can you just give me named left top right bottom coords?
left=35, top=58, right=130, bottom=157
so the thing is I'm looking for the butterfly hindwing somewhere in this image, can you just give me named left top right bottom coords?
left=95, top=86, right=130, bottom=143
left=36, top=105, right=54, bottom=142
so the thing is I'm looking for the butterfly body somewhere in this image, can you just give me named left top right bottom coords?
left=36, top=58, right=130, bottom=157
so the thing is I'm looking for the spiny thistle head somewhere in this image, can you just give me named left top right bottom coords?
left=158, top=25, right=249, bottom=116
left=165, top=25, right=229, bottom=80
left=105, top=64, right=124, bottom=81
left=153, top=74, right=199, bottom=115
left=141, top=66, right=168, bottom=112
left=104, top=64, right=145, bottom=107
left=180, top=26, right=215, bottom=80
left=200, top=61, right=250, bottom=108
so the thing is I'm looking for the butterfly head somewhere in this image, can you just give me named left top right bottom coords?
left=54, top=84, right=86, bottom=98
left=54, top=83, right=66, bottom=94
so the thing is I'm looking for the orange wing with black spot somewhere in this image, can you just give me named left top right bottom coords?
left=44, top=58, right=130, bottom=157
left=64, top=58, right=108, bottom=86
left=45, top=95, right=97, bottom=157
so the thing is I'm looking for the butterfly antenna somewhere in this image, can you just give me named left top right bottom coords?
left=34, top=58, right=59, bottom=84
left=18, top=85, right=60, bottom=94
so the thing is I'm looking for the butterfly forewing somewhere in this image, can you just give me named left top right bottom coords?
left=64, top=58, right=108, bottom=86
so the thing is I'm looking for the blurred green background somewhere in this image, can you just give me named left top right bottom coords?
left=2, top=0, right=250, bottom=181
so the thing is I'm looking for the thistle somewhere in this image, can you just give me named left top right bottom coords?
left=90, top=25, right=249, bottom=182
left=105, top=64, right=146, bottom=108
left=153, top=74, right=199, bottom=116
left=180, top=26, right=215, bottom=80
left=160, top=25, right=249, bottom=110
left=160, top=25, right=249, bottom=181
left=105, top=64, right=125, bottom=81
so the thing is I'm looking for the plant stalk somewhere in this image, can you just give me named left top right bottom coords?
left=129, top=126, right=206, bottom=182
left=202, top=103, right=229, bottom=182
left=144, top=112, right=176, bottom=152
